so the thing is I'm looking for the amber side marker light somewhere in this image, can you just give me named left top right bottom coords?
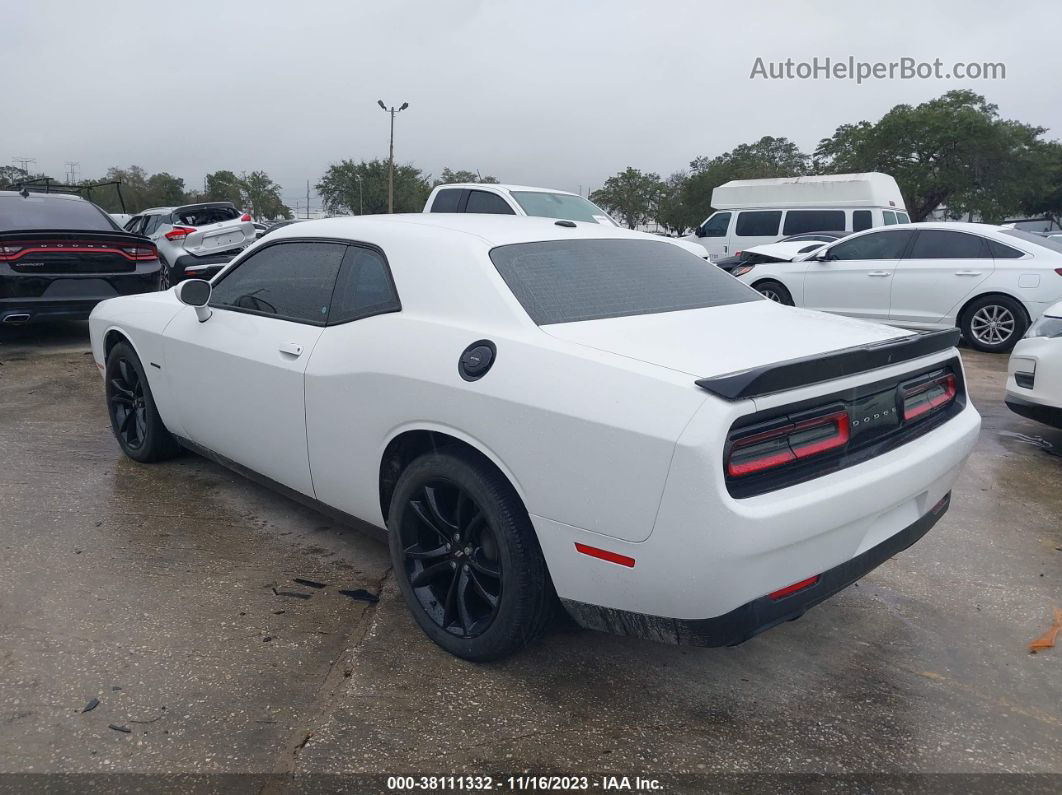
left=574, top=543, right=636, bottom=568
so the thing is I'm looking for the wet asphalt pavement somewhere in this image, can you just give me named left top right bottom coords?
left=0, top=321, right=1059, bottom=787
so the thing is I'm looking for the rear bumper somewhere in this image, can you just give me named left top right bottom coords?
left=1, top=267, right=160, bottom=322
left=562, top=493, right=949, bottom=646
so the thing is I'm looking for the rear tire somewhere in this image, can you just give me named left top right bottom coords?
left=105, top=341, right=181, bottom=463
left=754, top=280, right=794, bottom=305
left=960, top=295, right=1027, bottom=353
left=388, top=448, right=553, bottom=661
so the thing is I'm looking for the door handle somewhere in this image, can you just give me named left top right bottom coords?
left=867, top=271, right=891, bottom=277
left=279, top=342, right=304, bottom=357
left=954, top=271, right=983, bottom=276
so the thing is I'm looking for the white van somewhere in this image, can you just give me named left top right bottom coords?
left=683, top=172, right=909, bottom=260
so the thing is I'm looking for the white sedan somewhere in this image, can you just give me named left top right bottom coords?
left=1006, top=300, right=1062, bottom=429
left=88, top=216, right=980, bottom=660
left=734, top=222, right=1062, bottom=353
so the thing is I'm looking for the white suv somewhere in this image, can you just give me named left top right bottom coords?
left=125, top=202, right=257, bottom=288
left=734, top=223, right=1062, bottom=352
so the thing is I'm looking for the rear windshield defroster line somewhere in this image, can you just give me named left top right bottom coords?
left=489, top=238, right=759, bottom=326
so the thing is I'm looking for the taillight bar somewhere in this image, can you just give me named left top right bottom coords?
left=165, top=226, right=196, bottom=241
left=902, top=373, right=956, bottom=421
left=0, top=241, right=157, bottom=262
left=727, top=409, right=850, bottom=477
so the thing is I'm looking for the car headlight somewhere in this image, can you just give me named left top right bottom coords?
left=1026, top=315, right=1062, bottom=338
left=731, top=264, right=755, bottom=278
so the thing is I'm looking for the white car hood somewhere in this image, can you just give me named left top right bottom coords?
left=543, top=300, right=912, bottom=379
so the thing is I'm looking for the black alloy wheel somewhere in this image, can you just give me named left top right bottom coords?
left=104, top=341, right=181, bottom=463
left=400, top=480, right=503, bottom=639
left=388, top=449, right=554, bottom=661
left=109, top=355, right=148, bottom=452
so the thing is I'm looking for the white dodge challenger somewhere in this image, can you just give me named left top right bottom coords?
left=89, top=215, right=981, bottom=660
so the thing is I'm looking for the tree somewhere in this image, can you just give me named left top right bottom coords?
left=204, top=170, right=245, bottom=207
left=680, top=136, right=809, bottom=226
left=0, top=166, right=30, bottom=189
left=590, top=167, right=663, bottom=229
left=146, top=172, right=187, bottom=207
left=316, top=158, right=431, bottom=215
left=815, top=90, right=1048, bottom=222
left=654, top=171, right=694, bottom=235
left=1020, top=141, right=1062, bottom=227
left=434, top=167, right=499, bottom=186
left=242, top=171, right=291, bottom=220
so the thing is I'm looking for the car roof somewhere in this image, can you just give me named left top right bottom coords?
left=259, top=213, right=657, bottom=248
left=0, top=190, right=86, bottom=202
left=432, top=183, right=579, bottom=196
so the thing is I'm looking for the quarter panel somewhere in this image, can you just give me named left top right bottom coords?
left=304, top=315, right=706, bottom=541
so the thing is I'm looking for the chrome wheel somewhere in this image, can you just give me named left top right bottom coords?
left=970, top=304, right=1016, bottom=346
left=759, top=288, right=783, bottom=303
left=399, top=480, right=503, bottom=639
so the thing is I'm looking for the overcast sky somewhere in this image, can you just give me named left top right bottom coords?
left=7, top=0, right=1062, bottom=209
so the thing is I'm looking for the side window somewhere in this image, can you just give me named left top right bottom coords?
left=465, top=190, right=515, bottom=215
left=328, top=245, right=401, bottom=324
left=827, top=230, right=914, bottom=260
left=852, top=210, right=872, bottom=232
left=894, top=211, right=910, bottom=224
left=124, top=216, right=143, bottom=233
left=430, top=189, right=463, bottom=213
left=782, top=210, right=845, bottom=235
left=882, top=211, right=897, bottom=225
left=798, top=243, right=826, bottom=254
left=735, top=210, right=782, bottom=237
left=209, top=241, right=346, bottom=325
left=987, top=239, right=1024, bottom=259
left=699, top=212, right=731, bottom=237
left=908, top=231, right=989, bottom=259
left=143, top=216, right=164, bottom=235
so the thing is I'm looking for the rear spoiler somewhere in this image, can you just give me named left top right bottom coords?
left=696, top=329, right=961, bottom=401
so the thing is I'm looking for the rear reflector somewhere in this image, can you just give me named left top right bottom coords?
left=902, top=373, right=956, bottom=421
left=768, top=575, right=819, bottom=601
left=574, top=542, right=635, bottom=568
left=165, top=226, right=196, bottom=241
left=727, top=410, right=850, bottom=477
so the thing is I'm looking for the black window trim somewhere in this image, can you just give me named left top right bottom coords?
left=208, top=236, right=401, bottom=328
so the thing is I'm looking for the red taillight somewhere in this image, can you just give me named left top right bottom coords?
left=902, top=373, right=956, bottom=421
left=121, top=245, right=158, bottom=261
left=727, top=410, right=849, bottom=478
left=574, top=542, right=635, bottom=568
left=0, top=244, right=24, bottom=261
left=240, top=213, right=252, bottom=222
left=165, top=226, right=195, bottom=241
left=768, top=575, right=819, bottom=601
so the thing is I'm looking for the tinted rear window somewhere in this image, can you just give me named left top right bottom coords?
left=735, top=211, right=782, bottom=237
left=430, top=189, right=463, bottom=213
left=489, top=239, right=760, bottom=325
left=782, top=210, right=845, bottom=235
left=0, top=194, right=117, bottom=231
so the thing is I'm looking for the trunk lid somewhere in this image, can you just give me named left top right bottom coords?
left=179, top=219, right=255, bottom=257
left=543, top=301, right=912, bottom=380
left=0, top=229, right=156, bottom=275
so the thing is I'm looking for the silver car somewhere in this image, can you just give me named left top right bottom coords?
left=124, top=202, right=256, bottom=287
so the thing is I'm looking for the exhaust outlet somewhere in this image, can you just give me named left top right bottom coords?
left=2, top=313, right=31, bottom=325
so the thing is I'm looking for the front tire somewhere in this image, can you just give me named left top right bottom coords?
left=388, top=449, right=553, bottom=661
left=105, top=341, right=181, bottom=462
left=754, top=279, right=794, bottom=305
left=960, top=295, right=1027, bottom=353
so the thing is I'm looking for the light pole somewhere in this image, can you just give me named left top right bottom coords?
left=355, top=175, right=363, bottom=215
left=377, top=99, right=408, bottom=213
